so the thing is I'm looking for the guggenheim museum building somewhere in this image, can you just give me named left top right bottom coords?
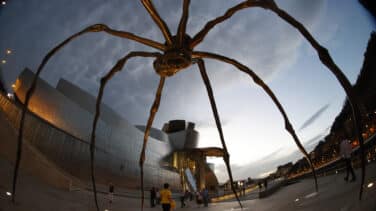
left=0, top=68, right=222, bottom=193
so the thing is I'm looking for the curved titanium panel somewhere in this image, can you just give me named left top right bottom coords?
left=11, top=69, right=181, bottom=190
left=135, top=125, right=169, bottom=143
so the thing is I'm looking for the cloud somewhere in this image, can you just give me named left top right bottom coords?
left=4, top=1, right=371, bottom=187
left=195, top=118, right=231, bottom=130
left=304, top=126, right=331, bottom=148
left=192, top=0, right=326, bottom=83
left=0, top=0, right=373, bottom=187
left=212, top=146, right=303, bottom=182
left=299, top=104, right=330, bottom=131
left=0, top=0, right=326, bottom=128
left=241, top=148, right=302, bottom=178
left=0, top=1, right=332, bottom=178
left=215, top=124, right=332, bottom=182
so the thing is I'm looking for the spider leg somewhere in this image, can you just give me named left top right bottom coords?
left=104, top=25, right=166, bottom=51
left=141, top=0, right=173, bottom=46
left=90, top=51, right=161, bottom=211
left=265, top=1, right=366, bottom=199
left=190, top=0, right=366, bottom=198
left=12, top=24, right=165, bottom=203
left=189, top=1, right=267, bottom=48
left=139, top=76, right=165, bottom=211
left=193, top=51, right=319, bottom=192
left=196, top=59, right=243, bottom=208
left=177, top=0, right=191, bottom=47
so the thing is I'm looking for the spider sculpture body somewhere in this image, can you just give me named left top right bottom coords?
left=153, top=35, right=193, bottom=76
left=12, top=0, right=366, bottom=210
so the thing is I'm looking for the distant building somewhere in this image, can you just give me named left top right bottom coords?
left=275, top=162, right=293, bottom=178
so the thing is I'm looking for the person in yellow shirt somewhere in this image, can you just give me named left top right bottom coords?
left=160, top=183, right=172, bottom=211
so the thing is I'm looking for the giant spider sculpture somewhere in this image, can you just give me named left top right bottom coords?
left=12, top=0, right=366, bottom=210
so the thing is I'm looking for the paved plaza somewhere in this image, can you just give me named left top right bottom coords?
left=1, top=157, right=376, bottom=211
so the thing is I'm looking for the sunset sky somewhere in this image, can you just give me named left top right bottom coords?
left=0, top=0, right=374, bottom=182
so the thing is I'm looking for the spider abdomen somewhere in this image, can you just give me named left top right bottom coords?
left=153, top=50, right=192, bottom=77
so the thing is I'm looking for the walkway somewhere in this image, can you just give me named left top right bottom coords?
left=1, top=156, right=376, bottom=210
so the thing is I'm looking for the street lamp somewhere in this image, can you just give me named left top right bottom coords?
left=367, top=182, right=373, bottom=188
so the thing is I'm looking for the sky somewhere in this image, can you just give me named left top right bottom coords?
left=0, top=0, right=374, bottom=182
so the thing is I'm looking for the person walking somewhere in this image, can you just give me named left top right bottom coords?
left=155, top=188, right=160, bottom=205
left=189, top=191, right=193, bottom=201
left=258, top=181, right=262, bottom=192
left=201, top=187, right=209, bottom=207
left=150, top=187, right=156, bottom=207
left=340, top=138, right=356, bottom=182
left=108, top=182, right=114, bottom=204
left=195, top=191, right=202, bottom=206
left=242, top=183, right=246, bottom=196
left=180, top=191, right=186, bottom=208
left=159, top=183, right=172, bottom=211
left=263, top=179, right=268, bottom=190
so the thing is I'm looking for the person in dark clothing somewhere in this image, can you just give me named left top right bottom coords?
left=184, top=190, right=190, bottom=201
left=263, top=179, right=268, bottom=190
left=201, top=187, right=209, bottom=207
left=150, top=187, right=156, bottom=207
left=108, top=183, right=114, bottom=204
left=340, top=139, right=356, bottom=182
left=195, top=191, right=202, bottom=205
left=155, top=188, right=160, bottom=205
left=180, top=191, right=186, bottom=208
left=258, top=181, right=262, bottom=192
